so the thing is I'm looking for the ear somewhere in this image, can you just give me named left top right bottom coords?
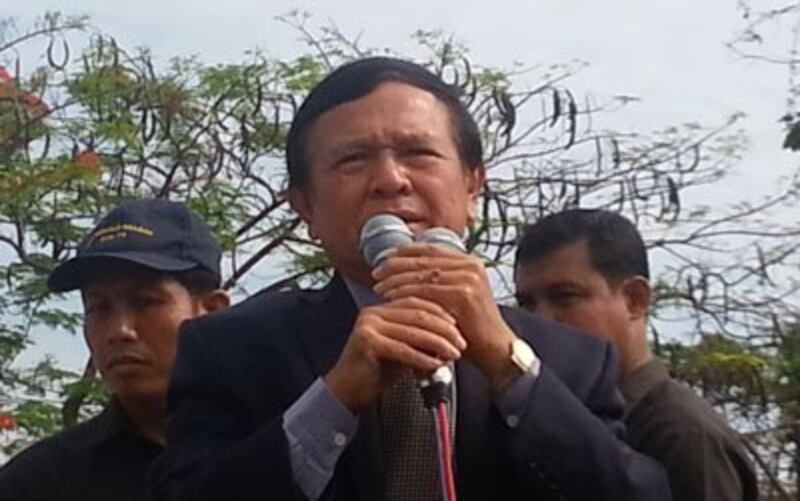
left=464, top=164, right=486, bottom=225
left=288, top=187, right=318, bottom=239
left=621, top=276, right=651, bottom=321
left=198, top=289, right=230, bottom=314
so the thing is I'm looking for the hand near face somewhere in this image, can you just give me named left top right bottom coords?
left=324, top=296, right=467, bottom=412
left=372, top=244, right=517, bottom=388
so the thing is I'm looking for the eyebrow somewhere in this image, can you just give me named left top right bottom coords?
left=517, top=280, right=583, bottom=298
left=327, top=131, right=438, bottom=158
left=540, top=281, right=587, bottom=293
left=545, top=280, right=581, bottom=288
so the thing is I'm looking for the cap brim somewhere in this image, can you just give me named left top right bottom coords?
left=47, top=252, right=199, bottom=292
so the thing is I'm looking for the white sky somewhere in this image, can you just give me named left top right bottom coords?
left=6, top=0, right=799, bottom=371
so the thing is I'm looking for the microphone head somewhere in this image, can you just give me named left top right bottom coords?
left=359, top=214, right=414, bottom=268
left=418, top=227, right=466, bottom=253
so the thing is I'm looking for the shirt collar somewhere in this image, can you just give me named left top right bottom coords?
left=619, top=357, right=671, bottom=409
left=75, top=398, right=162, bottom=449
left=343, top=277, right=383, bottom=309
left=74, top=398, right=130, bottom=448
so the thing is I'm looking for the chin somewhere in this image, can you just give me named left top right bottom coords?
left=110, top=382, right=165, bottom=404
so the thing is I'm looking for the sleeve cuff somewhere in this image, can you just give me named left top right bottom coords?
left=283, top=378, right=359, bottom=499
left=494, top=369, right=539, bottom=429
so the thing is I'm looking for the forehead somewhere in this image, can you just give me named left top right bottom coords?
left=515, top=241, right=601, bottom=287
left=306, top=82, right=456, bottom=153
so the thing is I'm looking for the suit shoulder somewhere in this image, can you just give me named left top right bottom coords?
left=500, top=306, right=618, bottom=394
left=501, top=305, right=610, bottom=355
left=184, top=287, right=320, bottom=335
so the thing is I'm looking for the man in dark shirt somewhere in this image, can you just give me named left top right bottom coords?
left=0, top=199, right=229, bottom=501
left=514, top=208, right=758, bottom=500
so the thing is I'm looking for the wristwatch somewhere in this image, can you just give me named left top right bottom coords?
left=493, top=337, right=540, bottom=392
left=510, top=338, right=540, bottom=377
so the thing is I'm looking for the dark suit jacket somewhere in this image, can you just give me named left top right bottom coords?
left=151, top=277, right=670, bottom=500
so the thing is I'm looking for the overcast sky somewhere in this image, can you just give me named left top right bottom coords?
left=7, top=0, right=798, bottom=370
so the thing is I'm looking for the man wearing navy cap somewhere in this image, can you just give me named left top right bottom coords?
left=0, top=198, right=229, bottom=501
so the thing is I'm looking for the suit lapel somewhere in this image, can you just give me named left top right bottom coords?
left=291, top=275, right=386, bottom=501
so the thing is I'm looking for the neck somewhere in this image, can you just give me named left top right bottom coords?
left=622, top=348, right=653, bottom=380
left=619, top=327, right=654, bottom=379
left=116, top=395, right=166, bottom=445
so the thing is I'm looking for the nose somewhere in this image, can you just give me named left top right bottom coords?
left=105, top=307, right=139, bottom=344
left=370, top=149, right=412, bottom=197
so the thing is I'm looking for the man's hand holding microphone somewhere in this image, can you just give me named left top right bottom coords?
left=325, top=214, right=521, bottom=414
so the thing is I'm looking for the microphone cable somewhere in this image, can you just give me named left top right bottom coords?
left=429, top=399, right=458, bottom=501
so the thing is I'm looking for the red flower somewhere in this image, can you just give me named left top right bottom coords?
left=75, top=150, right=101, bottom=169
left=0, top=65, right=49, bottom=117
left=0, top=413, right=17, bottom=431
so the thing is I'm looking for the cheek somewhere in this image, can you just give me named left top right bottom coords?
left=419, top=177, right=471, bottom=225
left=83, top=324, right=107, bottom=360
left=558, top=309, right=599, bottom=333
left=308, top=187, right=363, bottom=236
left=553, top=302, right=612, bottom=338
left=579, top=302, right=628, bottom=341
left=140, top=315, right=184, bottom=365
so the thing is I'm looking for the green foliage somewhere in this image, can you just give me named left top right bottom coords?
left=0, top=12, right=342, bottom=454
left=661, top=335, right=767, bottom=401
left=0, top=14, right=797, bottom=495
left=13, top=400, right=63, bottom=439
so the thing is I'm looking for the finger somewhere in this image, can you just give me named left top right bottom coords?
left=377, top=296, right=457, bottom=324
left=374, top=336, right=446, bottom=372
left=374, top=268, right=460, bottom=296
left=376, top=319, right=462, bottom=360
left=371, top=303, right=467, bottom=350
left=376, top=268, right=476, bottom=298
left=380, top=282, right=466, bottom=309
left=362, top=321, right=461, bottom=369
left=373, top=251, right=470, bottom=280
left=374, top=256, right=465, bottom=280
left=395, top=243, right=462, bottom=258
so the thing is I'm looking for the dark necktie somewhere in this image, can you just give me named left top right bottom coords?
left=380, top=370, right=440, bottom=501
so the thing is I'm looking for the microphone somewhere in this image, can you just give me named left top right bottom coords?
left=418, top=227, right=466, bottom=253
left=359, top=215, right=460, bottom=406
left=359, top=213, right=414, bottom=268
left=416, top=227, right=464, bottom=406
left=360, top=215, right=460, bottom=500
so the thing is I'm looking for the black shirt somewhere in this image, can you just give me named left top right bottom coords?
left=0, top=401, right=162, bottom=501
left=621, top=358, right=758, bottom=501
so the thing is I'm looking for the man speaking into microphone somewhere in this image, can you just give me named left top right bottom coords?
left=152, top=57, right=670, bottom=501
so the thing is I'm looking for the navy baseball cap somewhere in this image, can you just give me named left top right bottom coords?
left=48, top=198, right=222, bottom=292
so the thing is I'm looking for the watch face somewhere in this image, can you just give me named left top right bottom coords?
left=511, top=339, right=538, bottom=374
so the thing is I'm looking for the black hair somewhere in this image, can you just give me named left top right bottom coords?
left=286, top=56, right=483, bottom=189
left=515, top=209, right=650, bottom=282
